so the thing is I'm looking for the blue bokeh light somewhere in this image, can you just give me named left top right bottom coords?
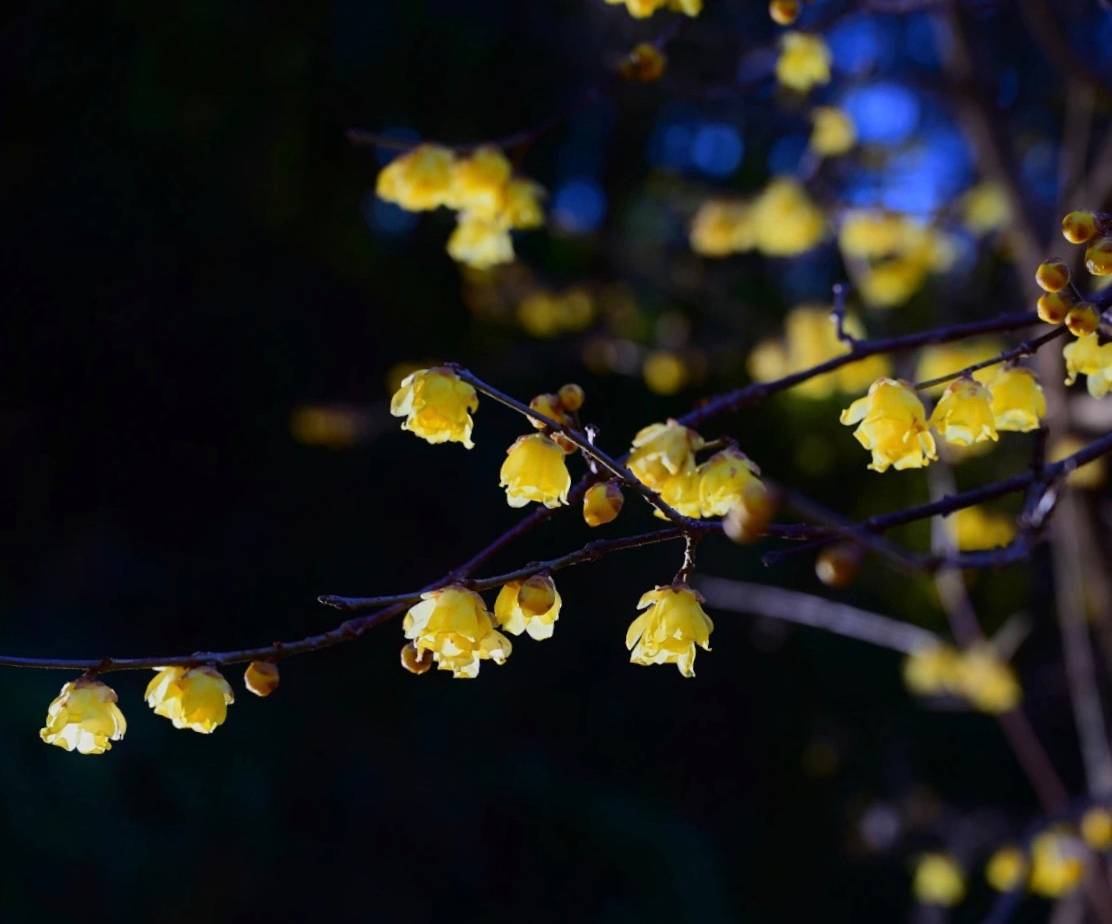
left=768, top=133, right=807, bottom=175
left=552, top=178, right=607, bottom=233
left=690, top=123, right=743, bottom=177
left=842, top=82, right=920, bottom=145
left=362, top=193, right=419, bottom=236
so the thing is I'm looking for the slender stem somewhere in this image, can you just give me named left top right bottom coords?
left=913, top=326, right=1068, bottom=392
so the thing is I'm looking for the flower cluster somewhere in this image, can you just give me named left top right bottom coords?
left=838, top=210, right=954, bottom=308
left=903, top=643, right=1021, bottom=714
left=690, top=178, right=825, bottom=258
left=376, top=144, right=544, bottom=269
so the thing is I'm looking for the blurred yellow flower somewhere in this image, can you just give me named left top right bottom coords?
left=500, top=433, right=571, bottom=508
left=810, top=107, right=856, bottom=157
left=929, top=378, right=998, bottom=447
left=776, top=32, right=831, bottom=93
left=1082, top=807, right=1112, bottom=850
left=290, top=404, right=368, bottom=449
left=376, top=144, right=456, bottom=212
left=603, top=0, right=702, bottom=18
left=495, top=574, right=562, bottom=641
left=626, top=585, right=714, bottom=677
left=750, top=178, right=826, bottom=256
left=985, top=847, right=1027, bottom=892
left=689, top=200, right=753, bottom=256
left=840, top=378, right=937, bottom=472
left=915, top=340, right=1002, bottom=395
left=628, top=421, right=704, bottom=490
left=1064, top=333, right=1112, bottom=397
left=1028, top=831, right=1085, bottom=898
left=904, top=645, right=962, bottom=697
left=913, top=854, right=965, bottom=907
left=839, top=210, right=952, bottom=308
left=39, top=678, right=127, bottom=755
left=447, top=214, right=515, bottom=269
left=444, top=146, right=512, bottom=219
left=643, top=350, right=688, bottom=395
left=146, top=665, right=234, bottom=734
left=517, top=288, right=595, bottom=338
left=390, top=366, right=479, bottom=448
left=403, top=586, right=512, bottom=679
left=1051, top=436, right=1106, bottom=490
left=950, top=506, right=1016, bottom=552
left=961, top=182, right=1012, bottom=235
left=987, top=367, right=1045, bottom=432
left=955, top=645, right=1021, bottom=714
left=697, top=448, right=765, bottom=518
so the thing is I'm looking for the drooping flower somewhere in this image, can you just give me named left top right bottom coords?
left=494, top=574, right=561, bottom=641
left=929, top=377, right=998, bottom=447
left=626, top=584, right=714, bottom=677
left=244, top=661, right=280, bottom=698
left=697, top=448, right=766, bottom=518
left=628, top=421, right=704, bottom=490
left=1064, top=333, right=1112, bottom=397
left=809, top=107, right=855, bottom=157
left=583, top=481, right=624, bottom=527
left=656, top=470, right=704, bottom=519
left=390, top=366, right=479, bottom=448
left=1028, top=831, right=1085, bottom=898
left=987, top=367, right=1046, bottom=432
left=403, top=586, right=512, bottom=679
left=145, top=665, right=235, bottom=734
left=776, top=32, right=831, bottom=93
left=913, top=854, right=966, bottom=907
left=376, top=144, right=456, bottom=212
left=840, top=378, right=937, bottom=472
left=447, top=214, right=515, bottom=269
left=39, top=678, right=127, bottom=755
left=500, top=434, right=571, bottom=508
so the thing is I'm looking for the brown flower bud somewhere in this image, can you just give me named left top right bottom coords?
left=1066, top=303, right=1100, bottom=337
left=557, top=383, right=585, bottom=412
left=769, top=0, right=801, bottom=25
left=815, top=543, right=862, bottom=589
left=244, top=661, right=280, bottom=697
left=1085, top=237, right=1112, bottom=276
left=583, top=481, right=624, bottom=527
left=400, top=642, right=432, bottom=675
left=1035, top=258, right=1070, bottom=293
left=1062, top=210, right=1098, bottom=244
left=723, top=485, right=776, bottom=544
left=1036, top=291, right=1072, bottom=325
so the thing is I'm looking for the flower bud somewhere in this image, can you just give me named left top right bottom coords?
left=518, top=574, right=558, bottom=617
left=1035, top=258, right=1070, bottom=292
left=1085, top=237, right=1112, bottom=276
left=1062, top=210, right=1098, bottom=244
left=769, top=0, right=801, bottom=25
left=1066, top=303, right=1100, bottom=337
left=244, top=660, right=280, bottom=697
left=723, top=484, right=776, bottom=543
left=1037, top=291, right=1072, bottom=325
left=583, top=481, right=624, bottom=527
left=551, top=432, right=578, bottom=454
left=400, top=642, right=433, bottom=675
left=619, top=43, right=666, bottom=82
left=528, top=393, right=571, bottom=430
left=815, top=542, right=862, bottom=589
left=557, top=382, right=585, bottom=412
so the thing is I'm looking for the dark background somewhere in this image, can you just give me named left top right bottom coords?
left=3, top=1, right=1110, bottom=920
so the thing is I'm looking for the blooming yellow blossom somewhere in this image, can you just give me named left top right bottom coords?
left=913, top=854, right=965, bottom=907
left=749, top=178, right=826, bottom=256
left=1028, top=831, right=1085, bottom=898
left=987, top=367, right=1045, bottom=432
left=657, top=470, right=704, bottom=518
left=809, top=107, right=855, bottom=157
left=503, top=179, right=545, bottom=230
left=950, top=506, right=1016, bottom=552
left=626, top=585, right=714, bottom=677
left=961, top=182, right=1012, bottom=235
left=603, top=0, right=702, bottom=18
left=494, top=574, right=562, bottom=641
left=444, top=147, right=512, bottom=219
left=776, top=32, right=831, bottom=93
left=929, top=378, right=998, bottom=447
left=39, top=678, right=127, bottom=755
left=390, top=366, right=479, bottom=448
left=447, top=214, right=515, bottom=269
left=839, top=210, right=913, bottom=259
left=376, top=144, right=456, bottom=212
left=500, top=433, right=571, bottom=508
left=697, top=448, right=765, bottom=518
left=145, top=665, right=234, bottom=734
left=628, top=421, right=704, bottom=490
left=244, top=661, right=280, bottom=698
left=955, top=645, right=1021, bottom=713
left=840, top=378, right=937, bottom=472
left=1082, top=807, right=1112, bottom=850
left=985, top=847, right=1027, bottom=892
left=1064, top=333, right=1112, bottom=397
left=583, top=481, right=624, bottom=527
left=904, top=645, right=962, bottom=697
left=404, top=586, right=512, bottom=679
left=689, top=200, right=753, bottom=256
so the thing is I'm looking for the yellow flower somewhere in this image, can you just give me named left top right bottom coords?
left=985, top=847, right=1027, bottom=892
left=929, top=378, right=998, bottom=447
left=1064, top=333, right=1112, bottom=397
left=915, top=340, right=1002, bottom=394
left=840, top=378, right=937, bottom=472
left=244, top=661, right=280, bottom=698
left=626, top=585, right=714, bottom=677
left=404, top=586, right=512, bottom=679
left=987, top=367, right=1045, bottom=432
left=950, top=506, right=1016, bottom=552
left=583, top=481, right=624, bottom=527
left=628, top=421, right=704, bottom=490
left=643, top=350, right=688, bottom=395
left=503, top=179, right=545, bottom=230
left=447, top=214, right=515, bottom=269
left=904, top=645, right=962, bottom=697
left=445, top=146, right=512, bottom=219
left=1029, top=831, right=1085, bottom=898
left=494, top=574, right=561, bottom=641
left=689, top=200, right=753, bottom=256
left=961, top=182, right=1012, bottom=235
left=750, top=178, right=825, bottom=256
left=1082, top=807, right=1112, bottom=850
left=390, top=366, right=479, bottom=448
left=839, top=210, right=914, bottom=258
left=776, top=32, right=831, bottom=93
left=955, top=645, right=1021, bottom=714
left=145, top=665, right=234, bottom=734
left=810, top=107, right=855, bottom=157
left=657, top=470, right=704, bottom=518
left=913, top=854, right=965, bottom=907
left=376, top=144, right=456, bottom=212
left=839, top=211, right=952, bottom=307
left=697, top=448, right=765, bottom=518
left=39, top=678, right=127, bottom=755
left=603, top=0, right=701, bottom=18
left=500, top=433, right=571, bottom=508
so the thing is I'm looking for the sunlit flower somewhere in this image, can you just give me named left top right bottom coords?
left=913, top=854, right=965, bottom=907
left=628, top=421, right=704, bottom=490
left=689, top=200, right=753, bottom=256
left=929, top=378, right=998, bottom=447
left=494, top=574, right=561, bottom=641
left=955, top=645, right=1021, bottom=714
left=776, top=32, right=831, bottom=93
left=244, top=661, right=280, bottom=698
left=949, top=506, right=1016, bottom=552
left=987, top=367, right=1045, bottom=432
left=1064, top=333, right=1112, bottom=397
left=1028, top=831, right=1085, bottom=898
left=447, top=214, right=515, bottom=269
left=404, top=586, right=512, bottom=679
left=390, top=366, right=479, bottom=448
left=626, top=585, right=714, bottom=677
left=444, top=146, right=512, bottom=219
left=985, top=847, right=1027, bottom=892
left=657, top=470, right=704, bottom=518
left=376, top=144, right=456, bottom=212
left=500, top=433, right=571, bottom=508
left=145, top=665, right=234, bottom=734
left=39, top=678, right=127, bottom=755
left=697, top=448, right=765, bottom=518
left=809, top=107, right=855, bottom=157
left=750, top=178, right=825, bottom=256
left=840, top=378, right=937, bottom=472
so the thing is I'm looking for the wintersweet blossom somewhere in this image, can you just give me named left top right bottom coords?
left=447, top=215, right=515, bottom=269
left=39, top=678, right=127, bottom=755
left=403, top=586, right=512, bottom=679
left=929, top=378, right=998, bottom=447
left=1064, top=333, right=1112, bottom=397
left=444, top=146, right=512, bottom=219
left=499, top=433, right=571, bottom=508
left=390, top=366, right=479, bottom=448
left=749, top=178, right=825, bottom=256
left=689, top=200, right=754, bottom=256
left=913, top=854, right=966, bottom=907
left=1081, top=807, right=1112, bottom=850
left=776, top=32, right=831, bottom=93
left=987, top=367, right=1045, bottom=432
left=628, top=421, right=704, bottom=490
left=583, top=481, right=624, bottom=526
left=839, top=210, right=953, bottom=307
left=145, top=665, right=234, bottom=734
left=985, top=847, right=1027, bottom=892
left=626, top=585, right=714, bottom=677
left=809, top=107, right=855, bottom=157
left=494, top=574, right=562, bottom=641
left=950, top=506, right=1016, bottom=552
left=903, top=644, right=1020, bottom=713
left=375, top=144, right=456, bottom=211
left=840, top=378, right=937, bottom=472
left=697, top=448, right=765, bottom=518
